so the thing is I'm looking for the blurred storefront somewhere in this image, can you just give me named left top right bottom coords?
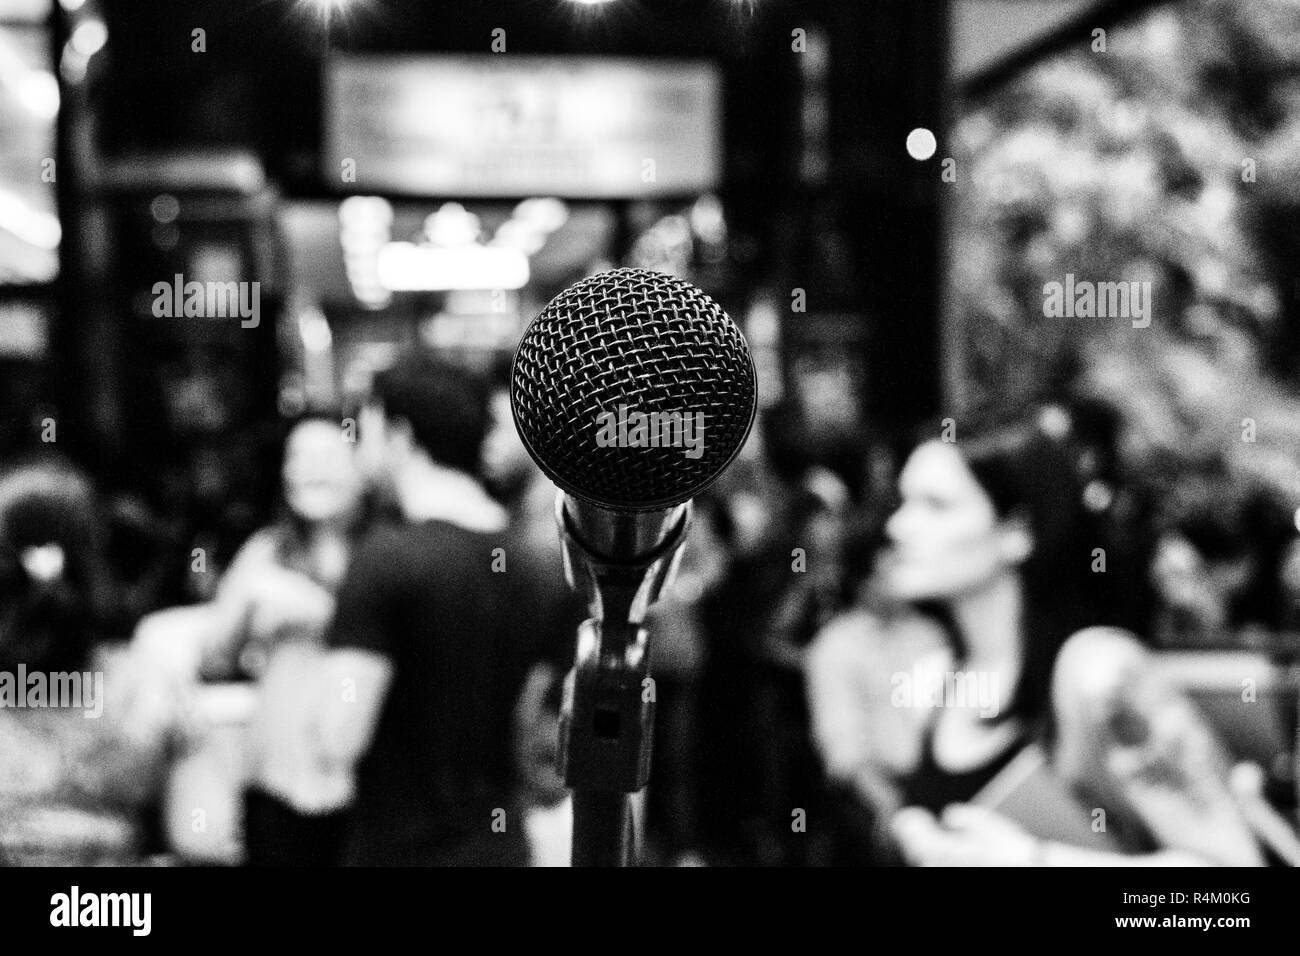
left=0, top=0, right=949, bottom=611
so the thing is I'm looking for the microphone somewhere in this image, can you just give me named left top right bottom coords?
left=512, top=266, right=756, bottom=514
left=510, top=267, right=757, bottom=864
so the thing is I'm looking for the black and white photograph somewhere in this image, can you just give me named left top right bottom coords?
left=0, top=0, right=1296, bottom=925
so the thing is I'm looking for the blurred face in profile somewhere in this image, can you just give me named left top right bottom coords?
left=881, top=440, right=1028, bottom=602
left=283, top=418, right=364, bottom=523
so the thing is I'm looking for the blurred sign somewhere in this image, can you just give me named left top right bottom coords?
left=324, top=55, right=722, bottom=198
left=377, top=243, right=529, bottom=291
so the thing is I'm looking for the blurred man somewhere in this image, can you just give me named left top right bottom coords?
left=482, top=376, right=583, bottom=864
left=314, top=351, right=538, bottom=865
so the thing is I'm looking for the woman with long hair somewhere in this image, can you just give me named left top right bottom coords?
left=807, top=408, right=1264, bottom=865
left=199, top=410, right=373, bottom=865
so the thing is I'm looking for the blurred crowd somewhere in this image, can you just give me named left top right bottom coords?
left=1, top=342, right=1298, bottom=867
left=7, top=0, right=1300, bottom=867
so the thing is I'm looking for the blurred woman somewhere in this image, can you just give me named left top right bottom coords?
left=807, top=410, right=1264, bottom=865
left=201, top=412, right=372, bottom=865
left=0, top=460, right=192, bottom=865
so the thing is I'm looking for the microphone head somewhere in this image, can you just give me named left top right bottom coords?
left=511, top=268, right=757, bottom=513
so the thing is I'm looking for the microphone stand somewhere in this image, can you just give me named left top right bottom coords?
left=555, top=495, right=692, bottom=866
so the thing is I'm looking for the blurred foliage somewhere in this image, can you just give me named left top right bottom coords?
left=951, top=0, right=1300, bottom=515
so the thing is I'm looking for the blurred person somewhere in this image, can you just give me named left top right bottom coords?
left=199, top=411, right=372, bottom=866
left=1148, top=481, right=1292, bottom=648
left=695, top=401, right=853, bottom=864
left=892, top=628, right=1266, bottom=866
left=483, top=373, right=585, bottom=864
left=694, top=440, right=799, bottom=862
left=512, top=662, right=570, bottom=866
left=0, top=461, right=196, bottom=865
left=482, top=381, right=549, bottom=521
left=482, top=374, right=582, bottom=669
left=103, top=492, right=186, bottom=630
left=748, top=471, right=852, bottom=866
left=314, top=351, right=543, bottom=866
left=1279, top=535, right=1300, bottom=632
left=1149, top=522, right=1250, bottom=648
left=807, top=410, right=1264, bottom=865
left=640, top=499, right=729, bottom=866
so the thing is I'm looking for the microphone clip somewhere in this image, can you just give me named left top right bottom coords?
left=554, top=493, right=692, bottom=794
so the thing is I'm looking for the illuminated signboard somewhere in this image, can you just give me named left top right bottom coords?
left=324, top=55, right=722, bottom=198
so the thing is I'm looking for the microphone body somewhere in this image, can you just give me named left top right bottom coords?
left=510, top=268, right=757, bottom=865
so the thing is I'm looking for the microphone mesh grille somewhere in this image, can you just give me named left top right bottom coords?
left=511, top=268, right=757, bottom=512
